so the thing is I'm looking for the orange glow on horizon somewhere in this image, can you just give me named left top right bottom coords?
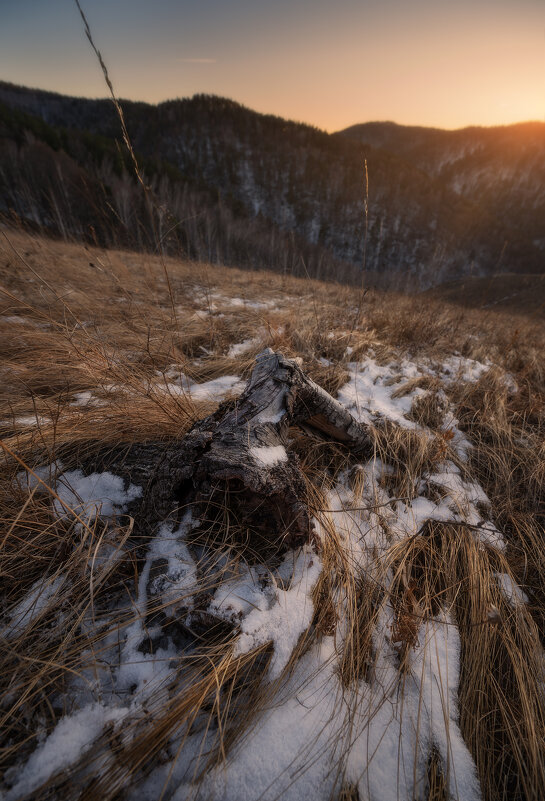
left=1, top=0, right=544, bottom=133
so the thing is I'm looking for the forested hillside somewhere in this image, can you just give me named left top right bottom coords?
left=1, top=82, right=543, bottom=288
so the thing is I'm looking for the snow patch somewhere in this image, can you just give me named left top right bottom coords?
left=164, top=374, right=245, bottom=401
left=234, top=548, right=322, bottom=678
left=52, top=470, right=142, bottom=519
left=495, top=572, right=528, bottom=606
left=227, top=337, right=261, bottom=358
left=249, top=444, right=288, bottom=467
left=3, top=575, right=66, bottom=638
left=4, top=703, right=128, bottom=801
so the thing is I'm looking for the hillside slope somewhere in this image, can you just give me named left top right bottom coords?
left=424, top=273, right=545, bottom=318
left=1, top=82, right=543, bottom=288
left=339, top=121, right=545, bottom=254
left=1, top=230, right=545, bottom=800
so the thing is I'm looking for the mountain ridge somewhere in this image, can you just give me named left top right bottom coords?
left=338, top=120, right=545, bottom=256
left=0, top=81, right=543, bottom=288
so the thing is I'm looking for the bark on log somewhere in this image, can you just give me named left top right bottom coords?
left=91, top=349, right=372, bottom=555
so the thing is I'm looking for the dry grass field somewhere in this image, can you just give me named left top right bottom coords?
left=426, top=273, right=545, bottom=319
left=1, top=227, right=544, bottom=801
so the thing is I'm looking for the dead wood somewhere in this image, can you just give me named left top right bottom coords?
left=88, top=349, right=372, bottom=556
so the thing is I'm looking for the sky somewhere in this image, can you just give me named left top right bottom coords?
left=1, top=0, right=544, bottom=132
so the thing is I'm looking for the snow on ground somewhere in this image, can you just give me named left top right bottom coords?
left=19, top=462, right=141, bottom=519
left=439, top=354, right=491, bottom=382
left=249, top=444, right=288, bottom=466
left=5, top=346, right=524, bottom=801
left=337, top=352, right=493, bottom=460
left=495, top=572, right=529, bottom=606
left=337, top=355, right=427, bottom=427
left=190, top=288, right=289, bottom=312
left=338, top=352, right=490, bottom=431
left=5, top=414, right=50, bottom=427
left=234, top=547, right=321, bottom=678
left=228, top=336, right=262, bottom=358
left=344, top=612, right=481, bottom=801
left=70, top=390, right=109, bottom=407
left=171, top=638, right=345, bottom=801
left=155, top=370, right=246, bottom=401
left=24, top=469, right=143, bottom=521
left=189, top=375, right=246, bottom=400
left=1, top=315, right=31, bottom=324
left=4, top=704, right=129, bottom=801
left=3, top=574, right=66, bottom=639
left=64, top=374, right=246, bottom=408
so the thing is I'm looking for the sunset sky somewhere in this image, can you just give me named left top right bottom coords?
left=1, top=0, right=544, bottom=132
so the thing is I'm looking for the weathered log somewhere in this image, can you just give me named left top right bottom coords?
left=92, top=349, right=372, bottom=556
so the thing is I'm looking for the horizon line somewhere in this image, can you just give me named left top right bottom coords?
left=1, top=78, right=544, bottom=135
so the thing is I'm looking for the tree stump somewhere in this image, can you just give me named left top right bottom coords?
left=94, top=349, right=372, bottom=556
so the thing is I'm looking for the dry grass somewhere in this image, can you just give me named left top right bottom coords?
left=391, top=523, right=545, bottom=800
left=1, top=228, right=545, bottom=800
